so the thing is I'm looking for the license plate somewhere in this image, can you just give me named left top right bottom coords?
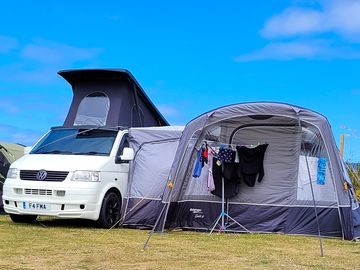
left=22, top=202, right=50, bottom=210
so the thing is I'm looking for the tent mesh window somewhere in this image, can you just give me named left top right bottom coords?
left=296, top=125, right=337, bottom=204
left=74, top=92, right=110, bottom=126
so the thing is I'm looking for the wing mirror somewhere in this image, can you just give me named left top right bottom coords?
left=117, top=147, right=134, bottom=163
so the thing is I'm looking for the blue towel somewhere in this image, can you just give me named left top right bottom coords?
left=192, top=148, right=203, bottom=178
left=317, top=157, right=327, bottom=185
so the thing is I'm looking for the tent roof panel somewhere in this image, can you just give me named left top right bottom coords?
left=186, top=101, right=328, bottom=126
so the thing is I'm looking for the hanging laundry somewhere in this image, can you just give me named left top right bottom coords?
left=317, top=157, right=327, bottom=185
left=211, top=156, right=240, bottom=198
left=201, top=143, right=208, bottom=166
left=217, top=147, right=234, bottom=163
left=223, top=150, right=238, bottom=181
left=211, top=148, right=240, bottom=199
left=192, top=147, right=203, bottom=178
left=236, top=144, right=268, bottom=187
left=234, top=149, right=240, bottom=163
left=207, top=151, right=215, bottom=191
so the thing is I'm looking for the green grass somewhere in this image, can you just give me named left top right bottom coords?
left=0, top=215, right=359, bottom=270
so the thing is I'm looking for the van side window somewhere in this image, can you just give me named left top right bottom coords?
left=115, top=134, right=129, bottom=164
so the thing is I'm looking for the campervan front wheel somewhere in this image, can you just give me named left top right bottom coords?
left=9, top=214, right=37, bottom=223
left=97, top=191, right=122, bottom=228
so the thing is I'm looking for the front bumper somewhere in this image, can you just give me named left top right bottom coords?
left=3, top=179, right=102, bottom=220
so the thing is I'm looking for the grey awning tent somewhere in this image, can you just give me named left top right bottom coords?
left=0, top=142, right=25, bottom=212
left=143, top=102, right=360, bottom=240
left=122, top=126, right=183, bottom=227
left=58, top=69, right=169, bottom=128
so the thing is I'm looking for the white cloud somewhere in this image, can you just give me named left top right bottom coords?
left=261, top=0, right=360, bottom=40
left=157, top=104, right=182, bottom=117
left=0, top=38, right=104, bottom=85
left=21, top=39, right=103, bottom=64
left=237, top=0, right=360, bottom=61
left=261, top=8, right=324, bottom=38
left=237, top=40, right=360, bottom=61
left=0, top=35, right=18, bottom=53
left=328, top=0, right=360, bottom=38
left=0, top=101, right=21, bottom=114
left=11, top=68, right=62, bottom=85
left=237, top=41, right=322, bottom=61
left=0, top=63, right=60, bottom=85
left=0, top=123, right=44, bottom=146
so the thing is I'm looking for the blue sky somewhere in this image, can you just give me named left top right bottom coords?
left=0, top=0, right=360, bottom=161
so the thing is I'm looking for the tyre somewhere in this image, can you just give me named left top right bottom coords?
left=97, top=191, right=122, bottom=228
left=10, top=214, right=37, bottom=223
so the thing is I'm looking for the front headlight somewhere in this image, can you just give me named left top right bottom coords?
left=71, top=171, right=100, bottom=182
left=7, top=168, right=19, bottom=179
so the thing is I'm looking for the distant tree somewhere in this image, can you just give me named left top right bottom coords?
left=346, top=163, right=360, bottom=201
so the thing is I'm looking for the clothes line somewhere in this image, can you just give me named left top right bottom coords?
left=201, top=140, right=266, bottom=150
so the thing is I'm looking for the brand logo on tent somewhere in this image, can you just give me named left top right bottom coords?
left=36, top=170, right=47, bottom=181
left=190, top=208, right=204, bottom=219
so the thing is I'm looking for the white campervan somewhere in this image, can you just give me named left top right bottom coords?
left=3, top=127, right=134, bottom=227
left=2, top=69, right=169, bottom=228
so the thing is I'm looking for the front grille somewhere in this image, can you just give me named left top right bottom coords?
left=24, top=189, right=52, bottom=196
left=20, top=170, right=69, bottom=181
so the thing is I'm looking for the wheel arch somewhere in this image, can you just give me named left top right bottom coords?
left=96, top=186, right=123, bottom=228
left=95, top=185, right=123, bottom=220
left=105, top=187, right=122, bottom=200
left=98, top=185, right=122, bottom=204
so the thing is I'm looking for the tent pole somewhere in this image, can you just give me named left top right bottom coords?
left=328, top=160, right=345, bottom=240
left=221, top=176, right=225, bottom=230
left=297, top=115, right=324, bottom=257
left=154, top=114, right=215, bottom=235
left=304, top=155, right=324, bottom=257
left=143, top=202, right=168, bottom=250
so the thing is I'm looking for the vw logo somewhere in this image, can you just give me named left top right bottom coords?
left=36, top=170, right=47, bottom=181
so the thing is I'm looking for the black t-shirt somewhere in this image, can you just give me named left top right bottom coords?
left=236, top=144, right=268, bottom=187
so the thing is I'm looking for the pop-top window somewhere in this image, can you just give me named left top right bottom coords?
left=74, top=92, right=110, bottom=126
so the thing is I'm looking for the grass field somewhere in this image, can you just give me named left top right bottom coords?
left=0, top=215, right=359, bottom=270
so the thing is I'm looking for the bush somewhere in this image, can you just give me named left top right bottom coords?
left=356, top=190, right=360, bottom=201
left=346, top=163, right=360, bottom=201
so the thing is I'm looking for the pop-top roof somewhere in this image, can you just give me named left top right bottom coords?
left=58, top=69, right=169, bottom=128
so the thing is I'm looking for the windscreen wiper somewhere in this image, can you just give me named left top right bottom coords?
left=74, top=151, right=107, bottom=156
left=35, top=150, right=74, bottom=155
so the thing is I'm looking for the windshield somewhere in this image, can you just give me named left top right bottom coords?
left=31, top=128, right=118, bottom=156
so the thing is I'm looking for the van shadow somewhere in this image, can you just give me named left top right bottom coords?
left=35, top=217, right=98, bottom=229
